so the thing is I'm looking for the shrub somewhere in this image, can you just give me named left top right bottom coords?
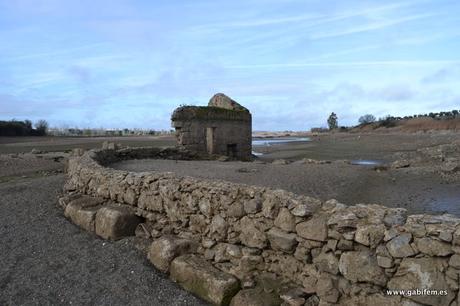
left=358, top=114, right=376, bottom=125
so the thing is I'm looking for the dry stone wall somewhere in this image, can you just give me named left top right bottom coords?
left=61, top=146, right=460, bottom=306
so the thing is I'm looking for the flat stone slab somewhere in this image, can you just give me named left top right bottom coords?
left=95, top=204, right=142, bottom=240
left=170, top=254, right=240, bottom=306
left=148, top=236, right=198, bottom=273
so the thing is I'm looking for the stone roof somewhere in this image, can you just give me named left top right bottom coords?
left=171, top=93, right=251, bottom=122
left=208, top=93, right=248, bottom=112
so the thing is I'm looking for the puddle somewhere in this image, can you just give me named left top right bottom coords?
left=350, top=159, right=384, bottom=166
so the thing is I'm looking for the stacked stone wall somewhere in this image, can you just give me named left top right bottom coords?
left=62, top=147, right=460, bottom=306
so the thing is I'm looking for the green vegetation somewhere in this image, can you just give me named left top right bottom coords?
left=327, top=112, right=338, bottom=130
left=0, top=119, right=48, bottom=136
left=358, top=114, right=376, bottom=125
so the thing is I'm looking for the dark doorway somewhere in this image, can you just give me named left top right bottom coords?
left=227, top=143, right=237, bottom=158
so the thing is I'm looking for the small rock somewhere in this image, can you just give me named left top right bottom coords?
left=274, top=208, right=296, bottom=232
left=391, top=160, right=410, bottom=169
left=377, top=256, right=394, bottom=268
left=244, top=199, right=262, bottom=214
left=30, top=148, right=43, bottom=154
left=415, top=237, right=452, bottom=256
left=339, top=250, right=387, bottom=286
left=354, top=224, right=385, bottom=248
left=239, top=217, right=267, bottom=249
left=267, top=227, right=298, bottom=253
left=316, top=275, right=339, bottom=303
left=386, top=233, right=416, bottom=258
left=272, top=159, right=289, bottom=165
left=296, top=216, right=328, bottom=242
left=449, top=254, right=460, bottom=269
left=230, top=287, right=281, bottom=306
left=313, top=252, right=339, bottom=275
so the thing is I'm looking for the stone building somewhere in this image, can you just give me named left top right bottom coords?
left=171, top=93, right=252, bottom=160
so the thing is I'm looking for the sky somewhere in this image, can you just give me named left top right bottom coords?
left=0, top=0, right=459, bottom=131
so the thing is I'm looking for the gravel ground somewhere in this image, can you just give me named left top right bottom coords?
left=0, top=173, right=208, bottom=306
left=111, top=159, right=460, bottom=216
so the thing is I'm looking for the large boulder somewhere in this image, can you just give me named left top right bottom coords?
left=147, top=236, right=198, bottom=273
left=170, top=254, right=240, bottom=306
left=339, top=250, right=387, bottom=286
left=387, top=257, right=455, bottom=306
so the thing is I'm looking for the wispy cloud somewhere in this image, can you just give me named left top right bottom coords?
left=310, top=13, right=437, bottom=39
left=225, top=60, right=460, bottom=70
left=1, top=43, right=109, bottom=62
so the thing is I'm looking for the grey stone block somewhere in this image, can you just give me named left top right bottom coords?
left=95, top=204, right=142, bottom=240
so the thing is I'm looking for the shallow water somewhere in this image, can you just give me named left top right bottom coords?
left=350, top=159, right=384, bottom=166
left=252, top=137, right=311, bottom=146
left=252, top=137, right=311, bottom=156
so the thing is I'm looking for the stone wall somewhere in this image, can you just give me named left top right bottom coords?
left=62, top=147, right=460, bottom=306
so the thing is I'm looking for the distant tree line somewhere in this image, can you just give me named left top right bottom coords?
left=314, top=109, right=460, bottom=133
left=357, top=109, right=460, bottom=128
left=0, top=119, right=48, bottom=136
left=48, top=128, right=173, bottom=137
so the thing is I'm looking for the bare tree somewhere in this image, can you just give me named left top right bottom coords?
left=35, top=119, right=49, bottom=136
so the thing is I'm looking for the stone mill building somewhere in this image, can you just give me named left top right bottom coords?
left=171, top=93, right=252, bottom=160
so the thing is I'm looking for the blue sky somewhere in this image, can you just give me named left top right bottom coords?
left=0, top=0, right=459, bottom=131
